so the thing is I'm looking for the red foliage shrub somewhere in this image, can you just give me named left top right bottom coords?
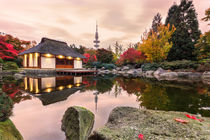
left=0, top=35, right=29, bottom=60
left=116, top=48, right=146, bottom=66
left=83, top=53, right=97, bottom=64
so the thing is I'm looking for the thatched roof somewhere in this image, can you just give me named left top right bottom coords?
left=19, top=37, right=86, bottom=58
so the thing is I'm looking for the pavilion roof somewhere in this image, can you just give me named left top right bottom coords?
left=19, top=37, right=86, bottom=59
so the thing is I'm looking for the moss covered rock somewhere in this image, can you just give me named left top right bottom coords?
left=89, top=107, right=210, bottom=140
left=61, top=106, right=95, bottom=140
left=0, top=119, right=23, bottom=140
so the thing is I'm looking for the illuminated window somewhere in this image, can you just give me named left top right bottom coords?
left=24, top=54, right=27, bottom=67
left=34, top=53, right=39, bottom=67
left=29, top=53, right=33, bottom=67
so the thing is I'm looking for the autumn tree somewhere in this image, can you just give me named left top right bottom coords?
left=96, top=48, right=113, bottom=63
left=195, top=8, right=210, bottom=60
left=138, top=24, right=176, bottom=62
left=165, top=0, right=201, bottom=61
left=202, top=7, right=210, bottom=24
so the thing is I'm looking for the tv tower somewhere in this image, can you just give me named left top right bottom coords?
left=93, top=21, right=100, bottom=48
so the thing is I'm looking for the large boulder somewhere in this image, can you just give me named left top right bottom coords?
left=202, top=71, right=210, bottom=79
left=121, top=66, right=129, bottom=71
left=62, top=106, right=95, bottom=140
left=159, top=72, right=178, bottom=80
left=144, top=70, right=154, bottom=78
left=154, top=67, right=166, bottom=76
left=177, top=72, right=192, bottom=78
left=115, top=67, right=121, bottom=71
left=0, top=119, right=23, bottom=140
left=89, top=107, right=210, bottom=140
left=202, top=71, right=210, bottom=85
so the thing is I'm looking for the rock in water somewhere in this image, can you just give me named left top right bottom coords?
left=61, top=106, right=94, bottom=140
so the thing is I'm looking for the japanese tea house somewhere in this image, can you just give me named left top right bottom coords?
left=19, top=37, right=86, bottom=69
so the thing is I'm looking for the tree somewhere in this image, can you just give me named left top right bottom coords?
left=151, top=13, right=162, bottom=33
left=138, top=24, right=176, bottom=62
left=70, top=44, right=86, bottom=54
left=195, top=8, right=210, bottom=60
left=165, top=0, right=201, bottom=61
left=0, top=36, right=18, bottom=60
left=96, top=48, right=113, bottom=63
left=202, top=7, right=210, bottom=24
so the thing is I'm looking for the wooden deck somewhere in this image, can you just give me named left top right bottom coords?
left=21, top=68, right=98, bottom=75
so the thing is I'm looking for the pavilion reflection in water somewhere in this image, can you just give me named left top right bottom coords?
left=22, top=76, right=83, bottom=105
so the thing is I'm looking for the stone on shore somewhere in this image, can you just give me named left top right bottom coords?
left=89, top=107, right=210, bottom=140
left=154, top=67, right=166, bottom=77
left=159, top=72, right=178, bottom=80
left=0, top=119, right=23, bottom=140
left=62, top=106, right=95, bottom=140
left=202, top=71, right=210, bottom=85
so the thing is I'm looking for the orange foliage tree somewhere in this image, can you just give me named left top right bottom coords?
left=138, top=24, right=175, bottom=62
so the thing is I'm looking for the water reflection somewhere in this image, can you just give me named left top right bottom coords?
left=0, top=75, right=209, bottom=140
left=21, top=76, right=83, bottom=105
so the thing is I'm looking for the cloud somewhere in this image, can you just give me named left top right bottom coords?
left=0, top=0, right=208, bottom=49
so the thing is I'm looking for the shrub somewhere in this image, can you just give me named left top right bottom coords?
left=0, top=58, right=3, bottom=64
left=0, top=92, right=13, bottom=121
left=3, top=62, right=19, bottom=70
left=101, top=63, right=116, bottom=70
left=117, top=48, right=146, bottom=66
left=141, top=63, right=160, bottom=71
left=160, top=60, right=198, bottom=70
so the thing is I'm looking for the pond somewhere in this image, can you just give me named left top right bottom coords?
left=0, top=75, right=210, bottom=140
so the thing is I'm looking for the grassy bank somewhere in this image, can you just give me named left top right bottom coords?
left=0, top=119, right=23, bottom=140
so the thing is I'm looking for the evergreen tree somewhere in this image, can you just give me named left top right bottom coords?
left=151, top=13, right=162, bottom=33
left=165, top=0, right=201, bottom=61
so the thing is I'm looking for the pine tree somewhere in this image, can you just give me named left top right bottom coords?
left=151, top=13, right=162, bottom=33
left=165, top=0, right=201, bottom=61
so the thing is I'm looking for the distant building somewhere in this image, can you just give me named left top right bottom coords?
left=18, top=37, right=86, bottom=69
left=93, top=22, right=100, bottom=48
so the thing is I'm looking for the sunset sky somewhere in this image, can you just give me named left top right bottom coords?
left=0, top=0, right=209, bottom=48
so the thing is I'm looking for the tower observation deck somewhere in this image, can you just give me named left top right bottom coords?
left=93, top=22, right=100, bottom=48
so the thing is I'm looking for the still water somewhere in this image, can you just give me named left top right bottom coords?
left=0, top=75, right=210, bottom=140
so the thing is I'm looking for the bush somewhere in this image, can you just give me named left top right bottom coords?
left=0, top=92, right=13, bottom=121
left=160, top=60, right=198, bottom=70
left=101, top=63, right=116, bottom=70
left=96, top=49, right=113, bottom=63
left=141, top=63, right=160, bottom=71
left=0, top=58, right=3, bottom=64
left=3, top=62, right=19, bottom=70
